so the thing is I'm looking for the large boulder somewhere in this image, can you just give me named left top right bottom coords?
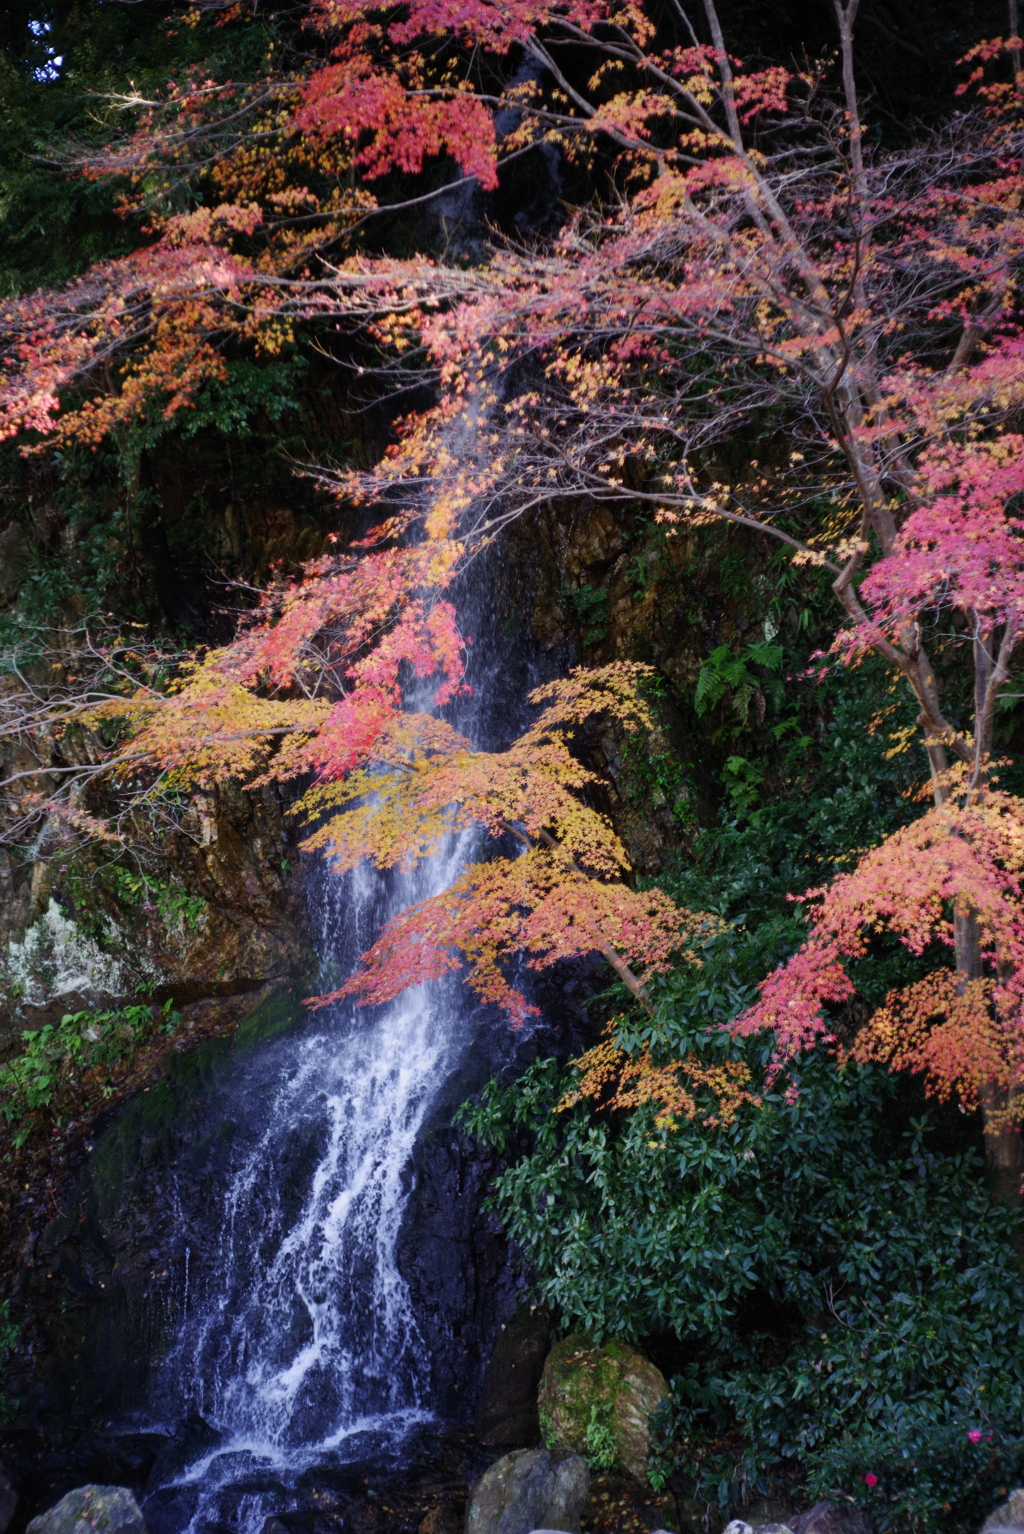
left=981, top=1489, right=1024, bottom=1532
left=465, top=1449, right=589, bottom=1534
left=537, top=1334, right=667, bottom=1482
left=26, top=1485, right=146, bottom=1534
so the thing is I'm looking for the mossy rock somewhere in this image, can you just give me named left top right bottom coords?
left=26, top=1484, right=146, bottom=1534
left=536, top=1333, right=667, bottom=1483
left=24, top=984, right=304, bottom=1419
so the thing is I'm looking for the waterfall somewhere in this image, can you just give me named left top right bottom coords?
left=150, top=855, right=475, bottom=1530
left=144, top=561, right=556, bottom=1534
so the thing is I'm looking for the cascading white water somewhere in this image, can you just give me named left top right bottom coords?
left=154, top=827, right=484, bottom=1531
left=138, top=493, right=571, bottom=1534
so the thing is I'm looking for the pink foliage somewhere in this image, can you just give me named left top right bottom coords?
left=851, top=430, right=1024, bottom=646
left=296, top=66, right=499, bottom=186
left=733, top=791, right=1024, bottom=1106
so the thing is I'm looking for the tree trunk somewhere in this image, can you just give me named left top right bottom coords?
left=981, top=1084, right=1024, bottom=1209
left=956, top=910, right=1024, bottom=1212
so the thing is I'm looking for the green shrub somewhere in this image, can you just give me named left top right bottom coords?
left=810, top=1419, right=1024, bottom=1533
left=0, top=999, right=180, bottom=1147
left=465, top=1032, right=1024, bottom=1531
left=459, top=658, right=1022, bottom=1532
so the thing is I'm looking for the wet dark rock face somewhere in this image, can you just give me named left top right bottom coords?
left=0, top=1426, right=696, bottom=1534
left=0, top=778, right=309, bottom=1059
left=0, top=1431, right=168, bottom=1534
left=0, top=1463, right=17, bottom=1534
left=393, top=995, right=584, bottom=1432
left=398, top=1123, right=525, bottom=1422
left=476, top=1308, right=553, bottom=1448
left=393, top=968, right=604, bottom=1429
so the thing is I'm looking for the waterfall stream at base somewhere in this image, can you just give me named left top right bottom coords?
left=150, top=839, right=495, bottom=1534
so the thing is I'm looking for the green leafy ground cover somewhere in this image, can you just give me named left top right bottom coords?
left=0, top=999, right=181, bottom=1148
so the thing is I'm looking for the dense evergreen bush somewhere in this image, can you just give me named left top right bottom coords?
left=465, top=1024, right=1024, bottom=1529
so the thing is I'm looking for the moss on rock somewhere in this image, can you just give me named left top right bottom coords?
left=4, top=983, right=303, bottom=1419
left=537, top=1333, right=667, bottom=1484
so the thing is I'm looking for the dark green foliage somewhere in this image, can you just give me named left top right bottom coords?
left=0, top=0, right=335, bottom=640
left=106, top=864, right=207, bottom=935
left=0, top=1, right=281, bottom=297
left=665, top=657, right=922, bottom=921
left=566, top=583, right=611, bottom=645
left=131, top=356, right=311, bottom=451
left=0, top=1300, right=16, bottom=1417
left=0, top=1298, right=17, bottom=1421
left=808, top=1417, right=1024, bottom=1534
left=464, top=1033, right=1023, bottom=1529
left=694, top=640, right=785, bottom=728
left=0, top=999, right=181, bottom=1147
left=0, top=348, right=332, bottom=633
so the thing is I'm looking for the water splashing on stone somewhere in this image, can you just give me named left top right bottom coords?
left=151, top=832, right=486, bottom=1531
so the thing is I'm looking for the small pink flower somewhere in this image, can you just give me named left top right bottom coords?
left=968, top=1428, right=983, bottom=1444
left=864, top=1474, right=878, bottom=1488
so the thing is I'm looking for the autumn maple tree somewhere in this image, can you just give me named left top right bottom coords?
left=318, top=0, right=1024, bottom=1188
left=3, top=0, right=1024, bottom=1182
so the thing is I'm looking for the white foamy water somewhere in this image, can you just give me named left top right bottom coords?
left=155, top=831, right=479, bottom=1531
